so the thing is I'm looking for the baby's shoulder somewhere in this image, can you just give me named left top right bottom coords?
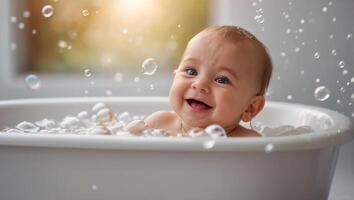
left=145, top=111, right=178, bottom=129
left=229, top=125, right=261, bottom=137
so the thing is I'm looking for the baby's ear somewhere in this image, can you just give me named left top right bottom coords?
left=241, top=96, right=265, bottom=122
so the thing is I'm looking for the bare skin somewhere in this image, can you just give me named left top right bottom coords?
left=127, top=30, right=267, bottom=137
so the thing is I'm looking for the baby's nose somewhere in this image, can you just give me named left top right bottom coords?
left=191, top=78, right=210, bottom=94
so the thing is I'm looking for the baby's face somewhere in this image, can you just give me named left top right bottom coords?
left=169, top=32, right=264, bottom=131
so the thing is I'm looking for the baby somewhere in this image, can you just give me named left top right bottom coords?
left=127, top=25, right=273, bottom=137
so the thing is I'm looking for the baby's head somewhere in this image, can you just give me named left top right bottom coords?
left=169, top=25, right=272, bottom=132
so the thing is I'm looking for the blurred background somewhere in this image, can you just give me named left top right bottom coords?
left=0, top=0, right=353, bottom=199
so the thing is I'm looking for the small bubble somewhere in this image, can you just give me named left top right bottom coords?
left=332, top=17, right=336, bottom=23
left=58, top=40, right=67, bottom=49
left=42, top=5, right=54, bottom=18
left=10, top=16, right=17, bottom=23
left=314, top=52, right=320, bottom=59
left=336, top=99, right=341, bottom=105
left=77, top=111, right=90, bottom=120
left=265, top=143, right=274, bottom=153
left=286, top=28, right=291, bottom=34
left=254, top=15, right=265, bottom=24
left=84, top=69, right=92, bottom=77
left=114, top=72, right=123, bottom=82
left=286, top=95, right=293, bottom=100
left=329, top=34, right=334, bottom=39
left=339, top=61, right=345, bottom=68
left=347, top=34, right=352, bottom=39
left=16, top=121, right=39, bottom=132
left=97, top=108, right=113, bottom=123
left=150, top=84, right=154, bottom=90
left=328, top=1, right=333, bottom=6
left=300, top=70, right=305, bottom=75
left=25, top=74, right=41, bottom=90
left=134, top=77, right=140, bottom=83
left=105, top=90, right=112, bottom=96
left=331, top=49, right=337, bottom=56
left=203, top=140, right=216, bottom=150
left=177, top=24, right=181, bottom=28
left=281, top=52, right=286, bottom=57
left=298, top=28, right=303, bottom=33
left=60, top=116, right=81, bottom=129
left=32, top=29, right=37, bottom=34
left=23, top=11, right=31, bottom=18
left=351, top=77, right=354, bottom=83
left=92, top=102, right=107, bottom=114
left=300, top=19, right=305, bottom=24
left=322, top=6, right=328, bottom=12
left=351, top=94, right=354, bottom=102
left=82, top=9, right=89, bottom=16
left=118, top=112, right=131, bottom=124
left=92, top=185, right=97, bottom=191
left=252, top=2, right=257, bottom=6
left=342, top=70, right=348, bottom=76
left=10, top=43, right=17, bottom=51
left=18, top=22, right=25, bottom=29
left=314, top=86, right=330, bottom=101
left=316, top=78, right=320, bottom=83
left=294, top=47, right=300, bottom=53
left=142, top=58, right=158, bottom=75
left=204, top=124, right=227, bottom=139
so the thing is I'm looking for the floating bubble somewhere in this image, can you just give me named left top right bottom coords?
left=82, top=9, right=89, bottom=16
left=32, top=29, right=37, bottom=34
left=84, top=69, right=92, bottom=77
left=286, top=28, right=291, bottom=34
left=23, top=11, right=31, bottom=18
left=350, top=94, right=354, bottom=102
left=105, top=90, right=112, bottom=96
left=150, top=84, right=155, bottom=90
left=18, top=22, right=25, bottom=29
left=294, top=47, right=300, bottom=53
left=10, top=16, right=17, bottom=23
left=287, top=95, right=293, bottom=100
left=280, top=52, right=286, bottom=57
left=203, top=140, right=216, bottom=150
left=177, top=24, right=181, bottom=28
left=204, top=124, right=227, bottom=139
left=114, top=72, right=123, bottom=82
left=314, top=52, right=320, bottom=59
left=16, top=121, right=39, bottom=132
left=331, top=49, right=337, bottom=56
left=351, top=77, right=354, bottom=83
left=77, top=111, right=90, bottom=121
left=328, top=1, right=333, bottom=6
left=58, top=40, right=67, bottom=49
left=25, top=74, right=41, bottom=90
left=42, top=5, right=54, bottom=18
left=316, top=78, right=320, bottom=83
left=142, top=58, right=158, bottom=75
left=298, top=28, right=303, bottom=33
left=122, top=28, right=128, bottom=34
left=329, top=34, right=334, bottom=39
left=322, top=6, right=328, bottom=12
left=254, top=14, right=264, bottom=23
left=347, top=34, right=352, bottom=39
left=339, top=61, right=345, bottom=68
left=300, top=70, right=305, bottom=75
left=332, top=17, right=336, bottom=23
left=342, top=70, right=348, bottom=76
left=314, top=86, right=330, bottom=101
left=265, top=143, right=274, bottom=153
left=300, top=19, right=305, bottom=24
left=134, top=77, right=140, bottom=83
left=10, top=43, right=17, bottom=51
left=92, top=185, right=97, bottom=191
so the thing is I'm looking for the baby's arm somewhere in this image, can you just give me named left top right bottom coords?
left=125, top=111, right=177, bottom=135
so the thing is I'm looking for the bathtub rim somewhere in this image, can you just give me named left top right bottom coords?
left=0, top=97, right=353, bottom=152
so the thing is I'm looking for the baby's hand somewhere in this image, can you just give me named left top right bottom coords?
left=125, top=120, right=147, bottom=135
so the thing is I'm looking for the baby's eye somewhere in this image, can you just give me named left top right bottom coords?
left=185, top=67, right=198, bottom=76
left=215, top=76, right=231, bottom=85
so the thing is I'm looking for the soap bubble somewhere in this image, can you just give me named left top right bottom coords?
left=42, top=5, right=54, bottom=18
left=314, top=52, right=320, bottom=59
left=114, top=72, right=123, bottom=82
left=314, top=86, right=331, bottom=101
left=77, top=111, right=90, bottom=121
left=91, top=185, right=97, bottom=191
left=142, top=58, right=158, bottom=75
left=32, top=29, right=37, bottom=35
left=203, top=140, right=216, bottom=150
left=97, top=108, right=113, bottom=123
left=16, top=121, right=39, bottom=132
left=254, top=14, right=265, bottom=23
left=294, top=47, right=300, bottom=53
left=347, top=34, right=352, bottom=39
left=84, top=69, right=92, bottom=77
left=286, top=95, right=293, bottom=100
left=204, top=124, right=227, bottom=139
left=188, top=127, right=207, bottom=138
left=331, top=49, right=337, bottom=56
left=25, top=74, right=41, bottom=90
left=118, top=112, right=131, bottom=124
left=35, top=118, right=56, bottom=129
left=58, top=40, right=67, bottom=49
left=60, top=116, right=82, bottom=129
left=134, top=77, right=140, bottom=83
left=339, top=61, right=345, bottom=68
left=10, top=16, right=17, bottom=23
left=82, top=9, right=89, bottom=16
left=92, top=102, right=107, bottom=114
left=265, top=143, right=274, bottom=153
left=105, top=90, right=112, bottom=96
left=23, top=10, right=31, bottom=18
left=342, top=70, right=348, bottom=76
left=18, top=22, right=25, bottom=29
left=322, top=6, right=328, bottom=12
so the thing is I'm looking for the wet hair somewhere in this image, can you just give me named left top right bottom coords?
left=201, top=25, right=273, bottom=96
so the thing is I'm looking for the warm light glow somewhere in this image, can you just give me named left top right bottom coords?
left=115, top=0, right=155, bottom=19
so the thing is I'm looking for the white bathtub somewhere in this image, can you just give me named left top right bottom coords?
left=0, top=97, right=353, bottom=200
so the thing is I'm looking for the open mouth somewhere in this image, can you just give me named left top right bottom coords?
left=186, top=99, right=213, bottom=111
